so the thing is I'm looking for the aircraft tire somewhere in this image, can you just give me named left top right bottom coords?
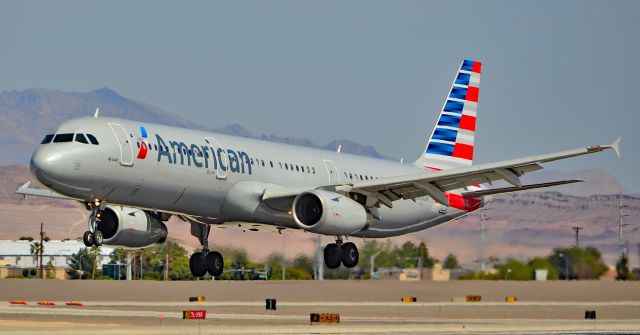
left=341, top=242, right=359, bottom=268
left=82, top=231, right=94, bottom=247
left=324, top=243, right=341, bottom=269
left=189, top=252, right=207, bottom=278
left=206, top=251, right=224, bottom=277
left=93, top=230, right=103, bottom=246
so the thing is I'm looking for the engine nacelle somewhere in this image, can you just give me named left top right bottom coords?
left=292, top=190, right=371, bottom=235
left=97, top=206, right=168, bottom=248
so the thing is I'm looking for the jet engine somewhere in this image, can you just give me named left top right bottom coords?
left=97, top=206, right=168, bottom=248
left=292, top=190, right=371, bottom=235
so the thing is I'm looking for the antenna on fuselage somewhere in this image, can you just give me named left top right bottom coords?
left=94, top=108, right=100, bottom=118
left=336, top=145, right=342, bottom=153
left=400, top=158, right=404, bottom=164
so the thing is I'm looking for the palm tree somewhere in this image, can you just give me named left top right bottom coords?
left=30, top=241, right=43, bottom=272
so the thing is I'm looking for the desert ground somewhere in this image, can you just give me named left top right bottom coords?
left=0, top=279, right=638, bottom=334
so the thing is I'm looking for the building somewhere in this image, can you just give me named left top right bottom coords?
left=424, top=263, right=450, bottom=281
left=0, top=240, right=114, bottom=279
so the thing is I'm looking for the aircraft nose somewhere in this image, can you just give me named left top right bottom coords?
left=30, top=147, right=63, bottom=184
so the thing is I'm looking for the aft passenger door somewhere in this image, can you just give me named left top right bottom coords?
left=108, top=123, right=134, bottom=166
left=205, top=137, right=228, bottom=180
left=322, top=159, right=340, bottom=185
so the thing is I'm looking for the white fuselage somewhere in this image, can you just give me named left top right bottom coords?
left=31, top=117, right=475, bottom=238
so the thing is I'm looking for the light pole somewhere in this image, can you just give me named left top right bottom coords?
left=480, top=204, right=488, bottom=271
left=619, top=193, right=630, bottom=257
left=572, top=226, right=583, bottom=248
left=77, top=252, right=87, bottom=280
left=504, top=268, right=512, bottom=280
left=370, top=251, right=381, bottom=279
left=559, top=253, right=570, bottom=281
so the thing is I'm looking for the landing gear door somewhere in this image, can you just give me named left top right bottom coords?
left=322, top=159, right=340, bottom=185
left=205, top=137, right=227, bottom=180
left=108, top=123, right=134, bottom=166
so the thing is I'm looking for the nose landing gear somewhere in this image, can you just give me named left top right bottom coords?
left=189, top=222, right=224, bottom=278
left=83, top=200, right=104, bottom=247
left=323, top=237, right=359, bottom=269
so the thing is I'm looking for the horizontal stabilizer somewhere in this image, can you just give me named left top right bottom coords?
left=460, top=179, right=584, bottom=198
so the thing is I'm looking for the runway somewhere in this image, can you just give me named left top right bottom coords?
left=0, top=280, right=638, bottom=334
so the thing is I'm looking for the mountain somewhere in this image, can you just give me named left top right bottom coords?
left=521, top=169, right=630, bottom=197
left=0, top=88, right=387, bottom=165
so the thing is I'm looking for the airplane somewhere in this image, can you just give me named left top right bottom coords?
left=16, top=60, right=621, bottom=278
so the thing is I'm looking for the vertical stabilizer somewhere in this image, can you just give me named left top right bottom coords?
left=414, top=60, right=482, bottom=170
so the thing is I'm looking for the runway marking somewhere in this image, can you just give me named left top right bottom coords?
left=36, top=300, right=640, bottom=308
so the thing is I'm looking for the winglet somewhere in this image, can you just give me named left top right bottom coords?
left=94, top=107, right=100, bottom=118
left=610, top=137, right=621, bottom=157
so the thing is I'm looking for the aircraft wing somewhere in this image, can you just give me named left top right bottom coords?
left=263, top=138, right=620, bottom=209
left=15, top=181, right=78, bottom=200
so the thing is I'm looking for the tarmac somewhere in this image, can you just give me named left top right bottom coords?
left=0, top=279, right=639, bottom=334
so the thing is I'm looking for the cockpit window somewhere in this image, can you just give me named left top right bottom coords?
left=86, top=134, right=99, bottom=145
left=75, top=133, right=89, bottom=144
left=53, top=133, right=74, bottom=143
left=41, top=134, right=54, bottom=144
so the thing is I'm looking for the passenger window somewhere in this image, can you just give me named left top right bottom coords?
left=285, top=163, right=288, bottom=170
left=312, top=167, right=316, bottom=174
left=349, top=173, right=353, bottom=179
left=154, top=144, right=158, bottom=151
left=270, top=161, right=274, bottom=168
left=261, top=160, right=265, bottom=167
left=41, top=134, right=54, bottom=144
left=296, top=165, right=300, bottom=172
left=136, top=142, right=140, bottom=148
left=279, top=162, right=283, bottom=169
left=359, top=175, right=363, bottom=180
left=86, top=134, right=99, bottom=145
left=53, top=133, right=74, bottom=143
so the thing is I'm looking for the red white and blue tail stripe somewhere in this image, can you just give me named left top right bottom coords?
left=414, top=60, right=481, bottom=171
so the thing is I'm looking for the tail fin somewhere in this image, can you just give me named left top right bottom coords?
left=414, top=60, right=482, bottom=171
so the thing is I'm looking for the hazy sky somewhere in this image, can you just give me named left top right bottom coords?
left=2, top=1, right=638, bottom=191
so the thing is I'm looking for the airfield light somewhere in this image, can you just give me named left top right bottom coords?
left=94, top=200, right=100, bottom=206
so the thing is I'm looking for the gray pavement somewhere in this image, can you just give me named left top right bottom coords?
left=0, top=279, right=639, bottom=334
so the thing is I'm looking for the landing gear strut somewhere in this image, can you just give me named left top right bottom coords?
left=323, top=237, right=359, bottom=269
left=83, top=200, right=104, bottom=247
left=189, top=222, right=224, bottom=278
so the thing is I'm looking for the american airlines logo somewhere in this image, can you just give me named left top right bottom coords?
left=138, top=129, right=253, bottom=176
left=136, top=126, right=149, bottom=159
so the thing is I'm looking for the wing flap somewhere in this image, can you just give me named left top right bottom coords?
left=460, top=179, right=584, bottom=197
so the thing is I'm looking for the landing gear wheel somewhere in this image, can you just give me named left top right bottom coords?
left=341, top=242, right=359, bottom=268
left=206, top=251, right=224, bottom=277
left=93, top=230, right=103, bottom=246
left=189, top=252, right=207, bottom=278
left=324, top=243, right=342, bottom=269
left=82, top=231, right=94, bottom=247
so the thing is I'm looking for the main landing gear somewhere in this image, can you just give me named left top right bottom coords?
left=324, top=237, right=359, bottom=269
left=189, top=222, right=224, bottom=278
left=83, top=200, right=104, bottom=247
